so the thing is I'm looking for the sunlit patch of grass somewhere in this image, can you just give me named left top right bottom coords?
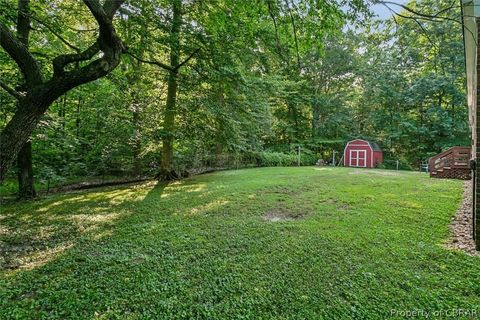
left=6, top=242, right=74, bottom=275
left=1, top=167, right=479, bottom=319
left=69, top=212, right=122, bottom=234
left=189, top=199, right=230, bottom=216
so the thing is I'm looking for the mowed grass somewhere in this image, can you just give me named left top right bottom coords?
left=1, top=167, right=479, bottom=319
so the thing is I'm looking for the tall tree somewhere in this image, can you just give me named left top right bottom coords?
left=0, top=0, right=126, bottom=182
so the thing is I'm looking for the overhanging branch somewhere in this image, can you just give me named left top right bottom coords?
left=52, top=0, right=126, bottom=77
left=0, top=22, right=42, bottom=85
left=376, top=0, right=459, bottom=23
left=378, top=0, right=475, bottom=40
left=126, top=51, right=174, bottom=72
left=31, top=16, right=81, bottom=52
left=173, top=48, right=200, bottom=71
left=127, top=48, right=200, bottom=73
left=52, top=42, right=100, bottom=76
left=0, top=79, right=22, bottom=99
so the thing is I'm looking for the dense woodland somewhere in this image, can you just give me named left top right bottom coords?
left=0, top=0, right=469, bottom=198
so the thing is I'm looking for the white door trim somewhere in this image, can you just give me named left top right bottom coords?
left=349, top=150, right=357, bottom=167
left=350, top=149, right=367, bottom=167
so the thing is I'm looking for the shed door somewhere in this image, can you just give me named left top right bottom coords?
left=350, top=150, right=366, bottom=167
left=357, top=150, right=366, bottom=167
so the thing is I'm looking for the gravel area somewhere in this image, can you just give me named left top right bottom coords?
left=445, top=180, right=477, bottom=255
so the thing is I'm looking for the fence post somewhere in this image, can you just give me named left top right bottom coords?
left=396, top=160, right=399, bottom=170
left=297, top=147, right=301, bottom=167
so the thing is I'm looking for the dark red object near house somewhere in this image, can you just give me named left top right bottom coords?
left=343, top=139, right=383, bottom=168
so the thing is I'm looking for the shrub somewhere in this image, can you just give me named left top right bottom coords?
left=257, top=151, right=317, bottom=167
left=378, top=159, right=413, bottom=170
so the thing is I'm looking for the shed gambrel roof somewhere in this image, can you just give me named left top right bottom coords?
left=347, top=139, right=381, bottom=152
left=368, top=142, right=381, bottom=151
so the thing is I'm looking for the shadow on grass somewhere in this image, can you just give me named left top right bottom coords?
left=0, top=181, right=168, bottom=270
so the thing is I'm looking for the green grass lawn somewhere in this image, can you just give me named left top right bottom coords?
left=1, top=167, right=479, bottom=319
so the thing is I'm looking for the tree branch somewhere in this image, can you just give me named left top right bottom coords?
left=30, top=16, right=81, bottom=52
left=52, top=42, right=100, bottom=76
left=17, top=0, right=30, bottom=46
left=51, top=0, right=126, bottom=77
left=127, top=47, right=199, bottom=73
left=126, top=51, right=173, bottom=72
left=376, top=1, right=459, bottom=23
left=384, top=4, right=439, bottom=52
left=0, top=23, right=42, bottom=85
left=284, top=0, right=301, bottom=70
left=173, top=48, right=200, bottom=71
left=267, top=0, right=282, bottom=53
left=83, top=0, right=120, bottom=49
left=378, top=0, right=476, bottom=41
left=103, top=0, right=125, bottom=19
left=0, top=79, right=22, bottom=99
left=412, top=18, right=440, bottom=52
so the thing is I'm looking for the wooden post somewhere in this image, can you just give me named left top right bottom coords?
left=332, top=151, right=336, bottom=166
left=297, top=146, right=301, bottom=167
left=396, top=160, right=399, bottom=171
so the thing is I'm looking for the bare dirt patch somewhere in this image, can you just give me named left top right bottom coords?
left=445, top=180, right=477, bottom=255
left=262, top=207, right=304, bottom=222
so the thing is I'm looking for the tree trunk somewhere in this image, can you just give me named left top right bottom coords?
left=158, top=70, right=179, bottom=180
left=1, top=95, right=46, bottom=182
left=157, top=0, right=182, bottom=181
left=14, top=0, right=35, bottom=198
left=132, top=105, right=142, bottom=177
left=76, top=95, right=81, bottom=138
left=215, top=86, right=225, bottom=164
left=312, top=100, right=320, bottom=138
left=17, top=141, right=36, bottom=199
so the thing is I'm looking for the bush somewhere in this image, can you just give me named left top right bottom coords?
left=257, top=151, right=317, bottom=167
left=378, top=159, right=413, bottom=170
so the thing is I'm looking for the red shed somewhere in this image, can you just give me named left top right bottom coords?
left=343, top=139, right=383, bottom=168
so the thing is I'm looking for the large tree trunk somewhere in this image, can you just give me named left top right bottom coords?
left=157, top=0, right=182, bottom=181
left=14, top=0, right=36, bottom=198
left=0, top=95, right=47, bottom=182
left=158, top=70, right=179, bottom=180
left=17, top=141, right=36, bottom=198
